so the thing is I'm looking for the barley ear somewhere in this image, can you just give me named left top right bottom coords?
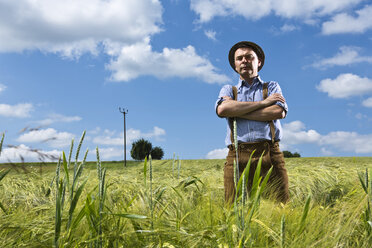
left=67, top=139, right=74, bottom=169
left=298, top=194, right=311, bottom=234
left=0, top=132, right=4, bottom=156
left=281, top=214, right=286, bottom=248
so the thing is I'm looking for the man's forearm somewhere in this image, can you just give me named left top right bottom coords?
left=238, top=105, right=285, bottom=121
left=217, top=100, right=267, bottom=117
left=217, top=93, right=286, bottom=118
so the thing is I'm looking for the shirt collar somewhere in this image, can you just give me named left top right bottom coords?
left=238, top=76, right=263, bottom=88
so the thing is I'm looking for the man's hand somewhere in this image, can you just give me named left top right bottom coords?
left=262, top=93, right=285, bottom=107
left=222, top=96, right=233, bottom=101
left=217, top=93, right=285, bottom=118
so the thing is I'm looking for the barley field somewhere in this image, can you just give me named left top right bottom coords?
left=1, top=137, right=372, bottom=247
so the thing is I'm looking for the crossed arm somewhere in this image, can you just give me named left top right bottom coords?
left=217, top=93, right=286, bottom=121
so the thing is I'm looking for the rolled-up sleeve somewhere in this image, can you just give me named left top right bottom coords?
left=215, top=85, right=233, bottom=117
left=268, top=81, right=288, bottom=116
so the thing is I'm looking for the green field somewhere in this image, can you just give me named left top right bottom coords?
left=1, top=156, right=372, bottom=247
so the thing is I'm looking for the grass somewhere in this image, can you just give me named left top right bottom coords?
left=0, top=156, right=372, bottom=247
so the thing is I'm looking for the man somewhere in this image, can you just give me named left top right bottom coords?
left=215, top=41, right=289, bottom=203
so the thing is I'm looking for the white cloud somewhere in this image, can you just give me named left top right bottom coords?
left=17, top=128, right=75, bottom=148
left=0, top=84, right=6, bottom=93
left=320, top=131, right=372, bottom=154
left=0, top=103, right=34, bottom=118
left=205, top=147, right=228, bottom=159
left=106, top=38, right=230, bottom=84
left=320, top=147, right=334, bottom=156
left=93, top=126, right=166, bottom=146
left=280, top=24, right=299, bottom=32
left=36, top=113, right=82, bottom=126
left=281, top=120, right=372, bottom=154
left=209, top=120, right=372, bottom=157
left=0, top=144, right=60, bottom=163
left=312, top=46, right=372, bottom=68
left=355, top=112, right=368, bottom=119
left=190, top=0, right=362, bottom=23
left=0, top=0, right=163, bottom=57
left=97, top=147, right=123, bottom=160
left=316, top=73, right=372, bottom=99
left=322, top=5, right=372, bottom=35
left=93, top=132, right=123, bottom=146
left=204, top=30, right=217, bottom=40
left=0, top=1, right=230, bottom=84
left=362, top=97, right=372, bottom=108
left=282, top=121, right=321, bottom=145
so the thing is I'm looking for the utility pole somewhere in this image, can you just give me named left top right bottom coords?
left=119, top=107, right=128, bottom=167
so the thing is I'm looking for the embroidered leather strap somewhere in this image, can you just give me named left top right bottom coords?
left=263, top=83, right=276, bottom=143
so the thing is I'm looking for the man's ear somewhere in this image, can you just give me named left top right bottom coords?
left=258, top=59, right=262, bottom=67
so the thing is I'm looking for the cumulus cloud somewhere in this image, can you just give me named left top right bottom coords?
left=97, top=147, right=123, bottom=160
left=0, top=83, right=6, bottom=93
left=320, top=147, right=333, bottom=156
left=205, top=147, right=228, bottom=159
left=280, top=24, right=299, bottom=32
left=355, top=112, right=369, bottom=120
left=190, top=0, right=362, bottom=23
left=93, top=126, right=166, bottom=146
left=281, top=120, right=372, bottom=154
left=316, top=73, right=372, bottom=99
left=0, top=103, right=34, bottom=118
left=282, top=121, right=322, bottom=145
left=209, top=120, right=372, bottom=157
left=17, top=128, right=74, bottom=148
left=312, top=46, right=372, bottom=68
left=0, top=144, right=60, bottom=163
left=35, top=113, right=82, bottom=126
left=362, top=97, right=372, bottom=108
left=106, top=38, right=229, bottom=84
left=0, top=0, right=228, bottom=84
left=320, top=131, right=372, bottom=154
left=0, top=0, right=163, bottom=57
left=204, top=30, right=217, bottom=40
left=322, top=5, right=372, bottom=35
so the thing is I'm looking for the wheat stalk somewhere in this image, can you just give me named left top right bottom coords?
left=149, top=154, right=154, bottom=230
left=54, top=157, right=62, bottom=248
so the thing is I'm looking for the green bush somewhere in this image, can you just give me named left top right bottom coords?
left=130, top=138, right=152, bottom=160
left=151, top=146, right=164, bottom=160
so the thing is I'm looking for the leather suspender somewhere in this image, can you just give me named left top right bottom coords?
left=229, top=83, right=276, bottom=145
left=229, top=86, right=238, bottom=144
left=263, top=83, right=276, bottom=143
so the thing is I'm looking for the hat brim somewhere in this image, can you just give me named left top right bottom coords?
left=228, top=41, right=265, bottom=72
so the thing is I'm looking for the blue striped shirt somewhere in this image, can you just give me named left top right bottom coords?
left=215, top=76, right=288, bottom=146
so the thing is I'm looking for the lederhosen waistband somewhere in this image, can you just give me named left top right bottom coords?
left=227, top=141, right=275, bottom=151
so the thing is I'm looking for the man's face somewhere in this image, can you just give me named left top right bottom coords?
left=234, top=47, right=261, bottom=79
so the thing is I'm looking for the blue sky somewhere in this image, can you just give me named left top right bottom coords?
left=1, top=0, right=372, bottom=162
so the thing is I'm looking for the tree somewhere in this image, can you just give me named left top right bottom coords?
left=283, top=150, right=301, bottom=158
left=130, top=138, right=152, bottom=160
left=151, top=146, right=164, bottom=160
left=293, top=152, right=301, bottom=158
left=282, top=150, right=292, bottom=158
